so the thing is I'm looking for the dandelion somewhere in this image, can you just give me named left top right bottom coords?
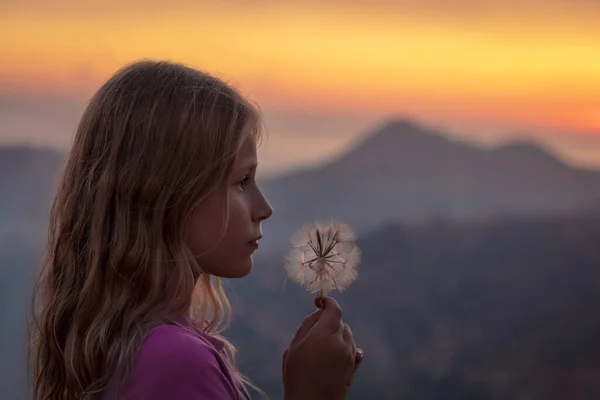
left=284, top=220, right=360, bottom=298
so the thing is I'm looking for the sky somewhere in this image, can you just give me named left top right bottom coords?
left=1, top=0, right=600, bottom=175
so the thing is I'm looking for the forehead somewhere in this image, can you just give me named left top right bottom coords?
left=233, top=134, right=257, bottom=167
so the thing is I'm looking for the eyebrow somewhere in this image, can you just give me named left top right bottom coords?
left=240, top=162, right=258, bottom=173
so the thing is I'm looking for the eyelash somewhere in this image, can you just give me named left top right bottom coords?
left=237, top=175, right=250, bottom=190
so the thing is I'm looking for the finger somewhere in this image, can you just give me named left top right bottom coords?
left=282, top=349, right=289, bottom=376
left=290, top=308, right=323, bottom=346
left=356, top=348, right=364, bottom=363
left=314, top=296, right=343, bottom=333
left=344, top=349, right=362, bottom=389
left=345, top=373, right=355, bottom=389
left=354, top=348, right=364, bottom=373
left=342, top=323, right=356, bottom=347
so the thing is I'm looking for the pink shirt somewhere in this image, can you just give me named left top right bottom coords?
left=102, top=318, right=250, bottom=399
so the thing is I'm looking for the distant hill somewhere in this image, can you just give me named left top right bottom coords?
left=229, top=210, right=600, bottom=399
left=3, top=121, right=600, bottom=399
left=260, top=119, right=600, bottom=252
left=3, top=120, right=600, bottom=246
left=3, top=206, right=600, bottom=399
left=0, top=145, right=64, bottom=239
left=0, top=146, right=63, bottom=399
left=0, top=240, right=40, bottom=400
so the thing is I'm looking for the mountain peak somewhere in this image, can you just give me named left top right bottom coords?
left=377, top=118, right=423, bottom=133
left=367, top=118, right=443, bottom=143
left=492, top=140, right=563, bottom=167
left=346, top=118, right=456, bottom=158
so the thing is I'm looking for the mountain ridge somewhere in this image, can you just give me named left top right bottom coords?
left=259, top=119, right=600, bottom=252
left=2, top=118, right=600, bottom=252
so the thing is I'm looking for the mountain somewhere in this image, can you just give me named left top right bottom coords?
left=0, top=240, right=40, bottom=400
left=260, top=119, right=600, bottom=252
left=0, top=146, right=63, bottom=399
left=0, top=145, right=64, bottom=239
left=229, top=210, right=600, bottom=399
left=3, top=205, right=600, bottom=399
left=3, top=120, right=600, bottom=247
left=3, top=120, right=600, bottom=399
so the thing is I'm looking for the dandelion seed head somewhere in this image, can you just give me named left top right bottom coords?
left=285, top=220, right=360, bottom=294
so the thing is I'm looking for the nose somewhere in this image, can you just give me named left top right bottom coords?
left=254, top=189, right=273, bottom=222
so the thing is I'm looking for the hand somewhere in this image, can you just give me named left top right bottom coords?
left=282, top=296, right=364, bottom=400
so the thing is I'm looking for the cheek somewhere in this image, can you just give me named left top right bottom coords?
left=185, top=212, right=206, bottom=256
left=227, top=195, right=245, bottom=227
left=185, top=203, right=226, bottom=255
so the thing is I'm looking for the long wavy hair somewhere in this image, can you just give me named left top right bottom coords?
left=29, top=60, right=263, bottom=399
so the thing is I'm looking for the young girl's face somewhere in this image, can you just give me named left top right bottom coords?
left=185, top=133, right=273, bottom=278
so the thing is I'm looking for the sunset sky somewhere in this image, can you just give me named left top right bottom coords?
left=2, top=0, right=600, bottom=175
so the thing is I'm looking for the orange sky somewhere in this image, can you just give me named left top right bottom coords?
left=1, top=0, right=600, bottom=171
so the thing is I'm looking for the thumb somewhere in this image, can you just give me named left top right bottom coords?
left=313, top=296, right=343, bottom=334
left=290, top=308, right=323, bottom=347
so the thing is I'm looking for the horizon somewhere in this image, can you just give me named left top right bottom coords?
left=1, top=0, right=600, bottom=173
left=4, top=116, right=599, bottom=179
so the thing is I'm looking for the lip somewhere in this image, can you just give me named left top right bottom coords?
left=248, top=235, right=262, bottom=248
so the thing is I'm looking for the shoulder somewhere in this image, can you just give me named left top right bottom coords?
left=138, top=324, right=220, bottom=370
left=118, top=324, right=240, bottom=400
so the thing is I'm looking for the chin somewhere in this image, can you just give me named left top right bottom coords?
left=217, top=257, right=253, bottom=279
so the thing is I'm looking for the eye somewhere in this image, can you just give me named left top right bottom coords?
left=237, top=175, right=250, bottom=190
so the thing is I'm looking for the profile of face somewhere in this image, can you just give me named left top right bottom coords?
left=184, top=133, right=273, bottom=278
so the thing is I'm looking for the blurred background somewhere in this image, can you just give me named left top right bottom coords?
left=2, top=0, right=600, bottom=399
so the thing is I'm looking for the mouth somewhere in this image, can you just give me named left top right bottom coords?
left=248, top=235, right=262, bottom=248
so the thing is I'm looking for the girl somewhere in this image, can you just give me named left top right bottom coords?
left=30, top=60, right=362, bottom=399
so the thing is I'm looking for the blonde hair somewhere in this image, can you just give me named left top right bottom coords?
left=30, top=60, right=264, bottom=399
